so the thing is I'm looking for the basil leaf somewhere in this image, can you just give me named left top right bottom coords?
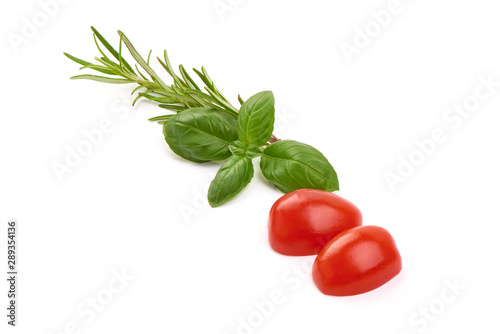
left=163, top=107, right=238, bottom=163
left=208, top=156, right=255, bottom=207
left=237, top=91, right=275, bottom=147
left=260, top=140, right=339, bottom=193
left=229, top=140, right=262, bottom=159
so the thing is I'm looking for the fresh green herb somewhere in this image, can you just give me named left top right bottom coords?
left=237, top=91, right=275, bottom=147
left=229, top=141, right=262, bottom=159
left=65, top=27, right=339, bottom=207
left=260, top=140, right=339, bottom=193
left=163, top=107, right=238, bottom=163
left=208, top=155, right=254, bottom=207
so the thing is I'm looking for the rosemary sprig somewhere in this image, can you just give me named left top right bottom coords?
left=64, top=27, right=240, bottom=121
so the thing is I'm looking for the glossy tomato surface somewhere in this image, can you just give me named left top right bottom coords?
left=312, top=225, right=402, bottom=296
left=268, top=189, right=362, bottom=256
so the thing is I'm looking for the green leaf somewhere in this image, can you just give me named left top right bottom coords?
left=64, top=52, right=92, bottom=67
left=70, top=75, right=134, bottom=84
left=237, top=91, right=275, bottom=147
left=260, top=140, right=339, bottom=193
left=229, top=140, right=262, bottom=159
left=80, top=64, right=116, bottom=76
left=157, top=104, right=187, bottom=112
left=163, top=107, right=238, bottom=163
left=148, top=114, right=174, bottom=122
left=143, top=90, right=199, bottom=105
left=179, top=65, right=200, bottom=90
left=91, top=26, right=135, bottom=74
left=208, top=156, right=254, bottom=207
left=118, top=30, right=170, bottom=92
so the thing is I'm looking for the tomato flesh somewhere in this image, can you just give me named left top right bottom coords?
left=268, top=189, right=362, bottom=256
left=312, top=225, right=402, bottom=296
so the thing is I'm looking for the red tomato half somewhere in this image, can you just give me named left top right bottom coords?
left=312, top=225, right=402, bottom=296
left=268, top=189, right=362, bottom=256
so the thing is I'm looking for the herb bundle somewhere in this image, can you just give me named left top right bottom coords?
left=65, top=27, right=339, bottom=207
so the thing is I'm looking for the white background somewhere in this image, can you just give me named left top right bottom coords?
left=1, top=0, right=500, bottom=333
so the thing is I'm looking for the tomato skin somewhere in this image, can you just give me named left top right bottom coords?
left=312, top=225, right=402, bottom=296
left=268, top=189, right=362, bottom=256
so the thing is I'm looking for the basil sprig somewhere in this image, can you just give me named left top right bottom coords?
left=163, top=91, right=338, bottom=206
